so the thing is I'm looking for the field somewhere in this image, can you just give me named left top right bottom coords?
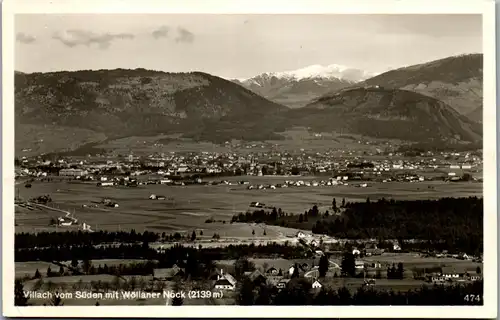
left=15, top=178, right=482, bottom=235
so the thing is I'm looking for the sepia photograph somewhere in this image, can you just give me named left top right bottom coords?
left=2, top=0, right=497, bottom=318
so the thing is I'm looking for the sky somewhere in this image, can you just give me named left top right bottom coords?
left=15, top=14, right=482, bottom=79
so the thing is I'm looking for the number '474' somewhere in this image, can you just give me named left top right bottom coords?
left=464, top=294, right=481, bottom=302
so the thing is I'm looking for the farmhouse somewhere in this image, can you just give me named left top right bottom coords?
left=97, top=182, right=114, bottom=187
left=59, top=168, right=88, bottom=177
left=441, top=267, right=460, bottom=279
left=243, top=270, right=267, bottom=286
left=153, top=265, right=185, bottom=281
left=311, top=280, right=323, bottom=289
left=275, top=279, right=291, bottom=290
left=214, top=270, right=237, bottom=291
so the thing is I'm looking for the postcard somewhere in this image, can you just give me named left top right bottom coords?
left=2, top=0, right=497, bottom=318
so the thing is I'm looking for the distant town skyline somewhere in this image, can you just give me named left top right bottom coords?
left=15, top=14, right=482, bottom=79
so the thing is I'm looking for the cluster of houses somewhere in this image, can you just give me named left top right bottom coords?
left=151, top=258, right=482, bottom=295
left=152, top=259, right=335, bottom=292
left=16, top=148, right=482, bottom=184
left=424, top=266, right=482, bottom=284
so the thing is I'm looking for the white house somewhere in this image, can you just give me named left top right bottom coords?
left=311, top=280, right=322, bottom=289
left=441, top=267, right=460, bottom=279
left=296, top=231, right=307, bottom=238
left=214, top=270, right=237, bottom=291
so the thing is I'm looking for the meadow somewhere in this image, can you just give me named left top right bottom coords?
left=15, top=178, right=482, bottom=235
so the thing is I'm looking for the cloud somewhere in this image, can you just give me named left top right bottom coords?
left=175, top=27, right=194, bottom=43
left=152, top=26, right=169, bottom=39
left=52, top=29, right=135, bottom=49
left=16, top=32, right=36, bottom=44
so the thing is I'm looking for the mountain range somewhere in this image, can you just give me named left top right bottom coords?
left=232, top=64, right=375, bottom=109
left=15, top=54, right=483, bottom=155
left=234, top=54, right=483, bottom=123
left=15, top=69, right=288, bottom=153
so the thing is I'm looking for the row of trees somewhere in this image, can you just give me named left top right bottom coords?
left=236, top=278, right=483, bottom=305
left=15, top=230, right=160, bottom=249
left=16, top=242, right=311, bottom=268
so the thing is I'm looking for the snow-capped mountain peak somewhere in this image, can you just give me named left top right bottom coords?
left=239, top=64, right=377, bottom=83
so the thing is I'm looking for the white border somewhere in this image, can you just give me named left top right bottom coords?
left=2, top=0, right=497, bottom=318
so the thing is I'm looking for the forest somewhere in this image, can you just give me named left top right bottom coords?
left=231, top=197, right=483, bottom=255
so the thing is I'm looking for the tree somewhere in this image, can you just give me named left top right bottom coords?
left=262, top=263, right=269, bottom=273
left=324, top=210, right=330, bottom=218
left=476, top=266, right=481, bottom=274
left=341, top=251, right=356, bottom=277
left=171, top=280, right=184, bottom=306
left=332, top=198, right=337, bottom=212
left=129, top=277, right=137, bottom=290
left=47, top=266, right=52, bottom=277
left=191, top=230, right=196, bottom=241
left=49, top=292, right=64, bottom=306
left=95, top=301, right=100, bottom=306
left=71, top=258, right=79, bottom=270
left=236, top=277, right=255, bottom=305
left=263, top=230, right=267, bottom=236
left=82, top=259, right=92, bottom=275
left=291, top=264, right=300, bottom=278
left=312, top=205, right=319, bottom=217
left=318, top=255, right=329, bottom=278
left=200, top=230, right=203, bottom=236
left=252, top=230, right=255, bottom=236
left=234, top=257, right=256, bottom=278
left=34, top=269, right=41, bottom=279
left=185, top=252, right=200, bottom=278
left=298, top=214, right=304, bottom=223
left=341, top=198, right=346, bottom=207
left=397, top=263, right=404, bottom=280
left=59, top=266, right=65, bottom=276
left=15, top=279, right=28, bottom=306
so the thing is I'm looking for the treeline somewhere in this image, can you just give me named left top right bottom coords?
left=15, top=241, right=311, bottom=264
left=16, top=230, right=160, bottom=249
left=237, top=278, right=483, bottom=306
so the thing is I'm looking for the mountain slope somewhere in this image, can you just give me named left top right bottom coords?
left=15, top=69, right=289, bottom=151
left=233, top=64, right=375, bottom=109
left=360, top=54, right=483, bottom=120
left=467, top=106, right=483, bottom=123
left=288, top=86, right=482, bottom=143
